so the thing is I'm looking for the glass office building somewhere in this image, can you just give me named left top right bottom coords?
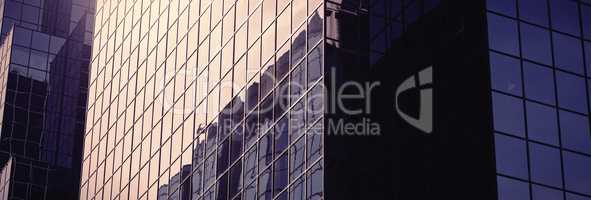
left=0, top=0, right=96, bottom=199
left=81, top=0, right=591, bottom=199
left=487, top=0, right=591, bottom=199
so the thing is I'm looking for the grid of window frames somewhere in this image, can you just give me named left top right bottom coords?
left=0, top=0, right=95, bottom=198
left=487, top=0, right=591, bottom=199
left=0, top=158, right=12, bottom=200
left=80, top=0, right=325, bottom=199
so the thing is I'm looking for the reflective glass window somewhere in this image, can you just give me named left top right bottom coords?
left=497, top=176, right=530, bottom=200
left=521, top=23, right=552, bottom=65
left=550, top=0, right=580, bottom=36
left=583, top=5, right=591, bottom=40
left=487, top=13, right=519, bottom=55
left=487, top=0, right=516, bottom=17
left=529, top=143, right=562, bottom=187
left=490, top=52, right=522, bottom=96
left=493, top=92, right=526, bottom=136
left=556, top=71, right=588, bottom=113
left=523, top=62, right=555, bottom=105
left=553, top=33, right=584, bottom=75
left=559, top=111, right=591, bottom=154
left=258, top=168, right=272, bottom=200
left=563, top=152, right=591, bottom=195
left=307, top=161, right=323, bottom=200
left=526, top=102, right=559, bottom=146
left=532, top=184, right=564, bottom=200
left=519, top=0, right=549, bottom=26
left=273, top=153, right=288, bottom=195
left=495, top=134, right=529, bottom=179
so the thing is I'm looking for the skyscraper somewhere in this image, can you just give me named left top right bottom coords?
left=0, top=0, right=96, bottom=199
left=81, top=0, right=591, bottom=199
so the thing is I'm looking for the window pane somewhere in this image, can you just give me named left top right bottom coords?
left=529, top=143, right=563, bottom=187
left=308, top=8, right=323, bottom=48
left=550, top=0, right=580, bottom=36
left=487, top=13, right=519, bottom=55
left=274, top=117, right=288, bottom=156
left=563, top=151, right=591, bottom=195
left=559, top=111, right=591, bottom=154
left=524, top=62, right=555, bottom=104
left=307, top=121, right=323, bottom=164
left=497, top=176, right=530, bottom=200
left=307, top=161, right=323, bottom=200
left=258, top=133, right=273, bottom=170
left=258, top=168, right=272, bottom=200
left=586, top=42, right=591, bottom=77
left=217, top=139, right=230, bottom=174
left=273, top=153, right=288, bottom=196
left=519, top=0, right=548, bottom=26
left=521, top=23, right=552, bottom=65
left=229, top=162, right=242, bottom=199
left=495, top=134, right=529, bottom=179
left=244, top=181, right=256, bottom=200
left=532, top=184, right=564, bottom=200
left=244, top=147, right=257, bottom=185
left=553, top=33, right=584, bottom=75
left=493, top=92, right=526, bottom=136
left=583, top=5, right=591, bottom=40
left=308, top=44, right=323, bottom=85
left=11, top=46, right=30, bottom=66
left=556, top=71, right=588, bottom=113
left=490, top=52, right=522, bottom=96
left=567, top=193, right=591, bottom=200
left=526, top=102, right=559, bottom=145
left=487, top=0, right=516, bottom=16
left=290, top=137, right=305, bottom=181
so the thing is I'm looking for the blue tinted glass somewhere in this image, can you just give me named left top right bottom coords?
left=274, top=154, right=288, bottom=195
left=526, top=102, right=559, bottom=145
left=307, top=161, right=323, bottom=199
left=495, top=134, right=529, bottom=179
left=259, top=133, right=273, bottom=169
left=290, top=137, right=305, bottom=181
left=560, top=111, right=591, bottom=154
left=12, top=27, right=32, bottom=47
left=488, top=13, right=520, bottom=55
left=524, top=62, right=556, bottom=105
left=497, top=176, right=530, bottom=200
left=586, top=42, right=591, bottom=77
left=519, top=0, right=549, bottom=26
left=490, top=52, right=523, bottom=96
left=556, top=72, right=588, bottom=113
left=244, top=147, right=257, bottom=185
left=532, top=184, right=564, bottom=200
left=487, top=0, right=517, bottom=16
left=11, top=46, right=30, bottom=66
left=553, top=33, right=584, bottom=75
left=521, top=23, right=552, bottom=65
left=258, top=168, right=272, bottom=199
left=583, top=5, right=591, bottom=40
left=550, top=0, right=581, bottom=36
left=493, top=92, right=526, bottom=136
left=307, top=122, right=322, bottom=164
left=567, top=193, right=591, bottom=200
left=244, top=181, right=256, bottom=199
left=563, top=152, right=591, bottom=195
left=530, top=143, right=563, bottom=187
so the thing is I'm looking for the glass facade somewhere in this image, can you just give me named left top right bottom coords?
left=487, top=0, right=591, bottom=199
left=82, top=0, right=591, bottom=199
left=81, top=0, right=323, bottom=199
left=0, top=0, right=96, bottom=199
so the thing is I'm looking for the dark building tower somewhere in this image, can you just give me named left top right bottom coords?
left=81, top=0, right=591, bottom=200
left=0, top=0, right=95, bottom=199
